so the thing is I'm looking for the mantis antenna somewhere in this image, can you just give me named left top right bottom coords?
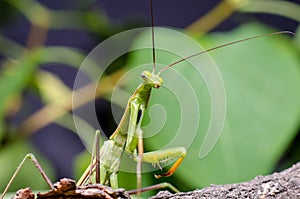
left=157, top=30, right=295, bottom=75
left=150, top=0, right=156, bottom=73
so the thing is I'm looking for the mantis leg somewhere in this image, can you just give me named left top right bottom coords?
left=109, top=173, right=118, bottom=189
left=125, top=101, right=141, bottom=153
left=123, top=100, right=146, bottom=194
left=77, top=130, right=101, bottom=186
left=141, top=147, right=186, bottom=178
left=127, top=182, right=180, bottom=195
left=0, top=153, right=53, bottom=199
left=136, top=127, right=144, bottom=197
left=130, top=140, right=183, bottom=195
left=77, top=131, right=122, bottom=189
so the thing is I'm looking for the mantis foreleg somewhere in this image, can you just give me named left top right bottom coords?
left=140, top=147, right=186, bottom=178
left=134, top=127, right=186, bottom=196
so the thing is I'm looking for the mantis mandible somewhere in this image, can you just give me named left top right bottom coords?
left=0, top=0, right=294, bottom=197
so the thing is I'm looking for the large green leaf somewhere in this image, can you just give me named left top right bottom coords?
left=114, top=23, right=300, bottom=190
left=188, top=23, right=300, bottom=184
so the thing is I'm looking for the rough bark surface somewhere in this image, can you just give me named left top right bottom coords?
left=13, top=178, right=130, bottom=199
left=151, top=162, right=300, bottom=199
left=13, top=162, right=300, bottom=199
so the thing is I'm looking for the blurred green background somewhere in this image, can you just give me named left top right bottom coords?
left=0, top=0, right=299, bottom=198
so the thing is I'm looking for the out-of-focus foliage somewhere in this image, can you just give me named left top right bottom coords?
left=0, top=0, right=299, bottom=198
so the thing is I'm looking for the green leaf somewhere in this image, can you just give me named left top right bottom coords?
left=0, top=46, right=87, bottom=141
left=0, top=50, right=43, bottom=141
left=36, top=70, right=71, bottom=104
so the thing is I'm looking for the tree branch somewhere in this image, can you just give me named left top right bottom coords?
left=151, top=162, right=300, bottom=199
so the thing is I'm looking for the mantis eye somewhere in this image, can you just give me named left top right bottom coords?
left=141, top=71, right=152, bottom=80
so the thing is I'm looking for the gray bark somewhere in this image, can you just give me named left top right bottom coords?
left=150, top=162, right=300, bottom=199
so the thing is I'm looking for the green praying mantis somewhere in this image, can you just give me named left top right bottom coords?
left=0, top=0, right=294, bottom=197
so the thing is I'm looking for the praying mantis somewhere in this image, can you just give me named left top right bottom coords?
left=0, top=0, right=295, bottom=198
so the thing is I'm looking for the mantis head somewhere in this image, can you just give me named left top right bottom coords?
left=141, top=70, right=163, bottom=88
